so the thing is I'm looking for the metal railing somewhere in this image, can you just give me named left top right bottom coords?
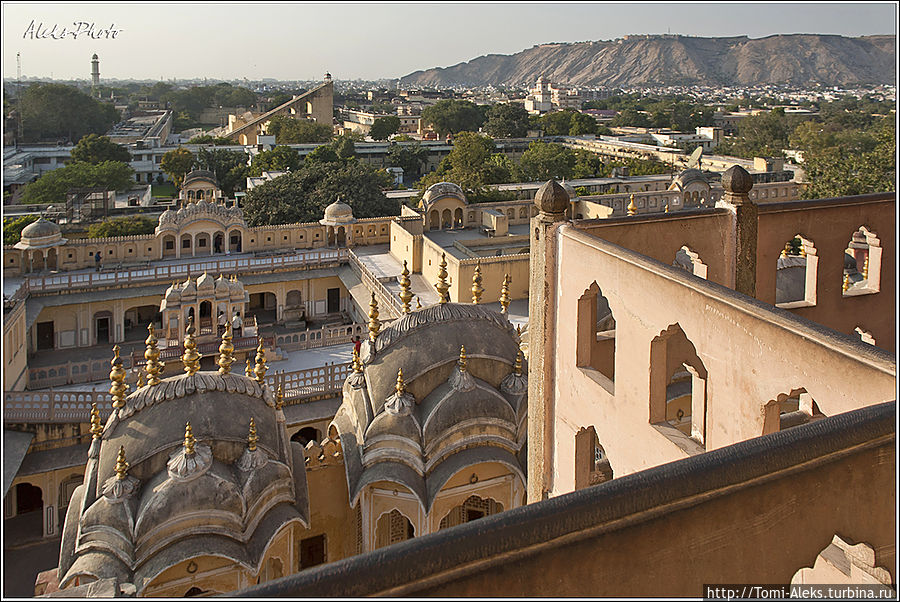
left=22, top=248, right=349, bottom=294
left=5, top=362, right=352, bottom=423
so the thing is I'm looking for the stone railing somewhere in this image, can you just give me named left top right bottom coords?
left=28, top=357, right=129, bottom=390
left=131, top=334, right=272, bottom=367
left=347, top=249, right=403, bottom=317
left=23, top=248, right=348, bottom=294
left=275, top=323, right=367, bottom=352
left=6, top=362, right=353, bottom=423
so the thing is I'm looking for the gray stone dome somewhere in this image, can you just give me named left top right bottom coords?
left=14, top=218, right=67, bottom=250
left=422, top=182, right=466, bottom=207
left=534, top=179, right=570, bottom=215
left=324, top=200, right=353, bottom=221
left=673, top=168, right=707, bottom=189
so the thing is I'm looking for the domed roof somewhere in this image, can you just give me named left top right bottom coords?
left=332, top=303, right=527, bottom=512
left=215, top=274, right=230, bottom=296
left=324, top=200, right=353, bottom=219
left=180, top=277, right=196, bottom=297
left=165, top=283, right=181, bottom=303
left=196, top=271, right=215, bottom=291
left=723, top=165, right=753, bottom=195
left=15, top=217, right=67, bottom=250
left=422, top=182, right=466, bottom=207
left=228, top=275, right=245, bottom=298
left=534, top=179, right=570, bottom=215
left=672, top=168, right=708, bottom=189
left=182, top=169, right=218, bottom=187
left=57, top=367, right=310, bottom=594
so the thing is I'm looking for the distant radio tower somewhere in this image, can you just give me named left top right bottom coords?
left=91, top=53, right=100, bottom=95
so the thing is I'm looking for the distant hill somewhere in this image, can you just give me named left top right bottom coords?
left=400, top=35, right=896, bottom=88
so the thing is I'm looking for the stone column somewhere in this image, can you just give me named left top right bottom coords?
left=527, top=179, right=569, bottom=503
left=721, top=166, right=757, bottom=297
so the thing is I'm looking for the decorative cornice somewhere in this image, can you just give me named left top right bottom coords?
left=119, top=372, right=274, bottom=420
left=374, top=303, right=515, bottom=354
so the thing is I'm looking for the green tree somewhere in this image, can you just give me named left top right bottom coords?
left=540, top=111, right=576, bottom=136
left=370, top=116, right=401, bottom=140
left=160, top=148, right=196, bottom=187
left=418, top=132, right=498, bottom=193
left=194, top=148, right=249, bottom=197
left=568, top=112, right=598, bottom=136
left=611, top=109, right=650, bottom=128
left=71, top=134, right=132, bottom=164
left=250, top=146, right=302, bottom=175
left=265, top=115, right=333, bottom=143
left=3, top=215, right=39, bottom=245
left=305, top=145, right=341, bottom=165
left=516, top=142, right=576, bottom=181
left=19, top=83, right=120, bottom=143
left=20, top=161, right=135, bottom=205
left=421, top=100, right=485, bottom=137
left=573, top=149, right=604, bottom=178
left=483, top=103, right=530, bottom=138
left=332, top=134, right=357, bottom=160
left=242, top=161, right=397, bottom=226
left=387, top=143, right=429, bottom=179
left=87, top=216, right=157, bottom=238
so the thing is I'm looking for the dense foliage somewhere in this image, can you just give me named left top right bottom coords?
left=483, top=104, right=531, bottom=138
left=70, top=134, right=132, bottom=164
left=241, top=160, right=397, bottom=226
left=87, top=215, right=157, bottom=238
left=19, top=83, right=120, bottom=143
left=250, top=146, right=302, bottom=175
left=370, top=116, right=400, bottom=140
left=160, top=148, right=196, bottom=187
left=387, top=143, right=429, bottom=180
left=194, top=148, right=249, bottom=197
left=3, top=215, right=39, bottom=245
left=21, top=161, right=135, bottom=205
left=265, top=115, right=334, bottom=144
left=421, top=100, right=486, bottom=137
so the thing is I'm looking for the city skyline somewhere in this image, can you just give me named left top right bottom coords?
left=2, top=2, right=897, bottom=82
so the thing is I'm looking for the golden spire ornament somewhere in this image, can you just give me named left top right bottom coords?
left=217, top=320, right=235, bottom=375
left=368, top=292, right=381, bottom=341
left=458, top=345, right=468, bottom=372
left=499, top=274, right=511, bottom=313
left=843, top=273, right=851, bottom=292
left=254, top=338, right=268, bottom=384
left=276, top=384, right=284, bottom=411
left=471, top=262, right=484, bottom=304
left=184, top=422, right=196, bottom=455
left=416, top=296, right=422, bottom=310
left=435, top=253, right=450, bottom=304
left=352, top=348, right=363, bottom=373
left=137, top=371, right=146, bottom=388
left=781, top=243, right=790, bottom=258
left=109, top=345, right=129, bottom=409
left=862, top=254, right=869, bottom=280
left=246, top=354, right=255, bottom=378
left=144, top=324, right=163, bottom=386
left=181, top=316, right=201, bottom=376
left=115, top=446, right=130, bottom=480
left=627, top=194, right=637, bottom=216
left=664, top=203, right=669, bottom=213
left=248, top=418, right=258, bottom=451
left=398, top=260, right=413, bottom=314
left=514, top=349, right=524, bottom=376
left=90, top=403, right=103, bottom=440
left=395, top=368, right=407, bottom=395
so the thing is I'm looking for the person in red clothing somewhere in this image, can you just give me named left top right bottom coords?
left=352, top=335, right=362, bottom=355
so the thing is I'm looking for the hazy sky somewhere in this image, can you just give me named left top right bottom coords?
left=2, top=2, right=897, bottom=81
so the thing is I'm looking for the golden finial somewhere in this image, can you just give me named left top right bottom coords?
left=862, top=254, right=869, bottom=280
left=664, top=203, right=669, bottom=213
left=352, top=348, right=363, bottom=373
left=137, top=371, right=146, bottom=388
left=109, top=345, right=128, bottom=409
left=184, top=421, right=195, bottom=455
left=254, top=337, right=267, bottom=384
left=248, top=418, right=258, bottom=451
left=115, top=446, right=129, bottom=480
left=144, top=324, right=163, bottom=386
left=627, top=194, right=637, bottom=216
left=514, top=350, right=524, bottom=376
left=398, top=260, right=413, bottom=314
left=368, top=292, right=381, bottom=341
left=458, top=345, right=468, bottom=372
left=799, top=244, right=807, bottom=258
left=435, top=253, right=450, bottom=304
left=245, top=354, right=255, bottom=378
left=276, top=383, right=284, bottom=411
left=416, top=296, right=422, bottom=310
left=471, top=262, right=484, bottom=304
left=217, top=320, right=235, bottom=375
left=516, top=324, right=522, bottom=340
left=395, top=368, right=407, bottom=395
left=499, top=274, right=511, bottom=313
left=181, top=316, right=201, bottom=376
left=90, top=403, right=103, bottom=439
left=781, top=243, right=789, bottom=258
left=843, top=273, right=850, bottom=292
